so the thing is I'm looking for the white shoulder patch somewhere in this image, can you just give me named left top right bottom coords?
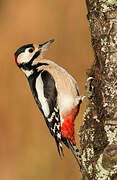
left=36, top=75, right=50, bottom=117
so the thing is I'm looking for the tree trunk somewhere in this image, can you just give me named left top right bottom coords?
left=79, top=1, right=117, bottom=179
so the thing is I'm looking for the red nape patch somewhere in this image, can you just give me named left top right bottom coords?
left=61, top=106, right=79, bottom=144
left=14, top=56, right=18, bottom=65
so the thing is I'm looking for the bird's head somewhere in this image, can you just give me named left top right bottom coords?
left=14, top=39, right=54, bottom=70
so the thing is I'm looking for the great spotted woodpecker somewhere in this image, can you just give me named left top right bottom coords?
left=14, top=39, right=91, bottom=166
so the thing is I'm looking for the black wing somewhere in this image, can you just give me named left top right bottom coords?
left=41, top=70, right=63, bottom=156
left=41, top=70, right=57, bottom=114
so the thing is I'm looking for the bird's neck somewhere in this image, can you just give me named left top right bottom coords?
left=21, top=61, right=49, bottom=78
left=21, top=68, right=34, bottom=77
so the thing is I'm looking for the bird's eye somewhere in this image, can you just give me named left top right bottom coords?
left=28, top=48, right=34, bottom=53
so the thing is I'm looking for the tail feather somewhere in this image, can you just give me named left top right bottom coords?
left=55, top=138, right=81, bottom=167
left=55, top=139, right=64, bottom=157
left=66, top=139, right=81, bottom=167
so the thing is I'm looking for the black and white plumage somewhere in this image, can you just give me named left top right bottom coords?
left=14, top=39, right=84, bottom=166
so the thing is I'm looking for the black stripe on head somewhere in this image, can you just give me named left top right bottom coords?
left=30, top=50, right=40, bottom=63
left=14, top=44, right=34, bottom=57
left=18, top=61, right=48, bottom=70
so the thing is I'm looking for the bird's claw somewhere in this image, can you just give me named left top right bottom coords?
left=85, top=77, right=94, bottom=99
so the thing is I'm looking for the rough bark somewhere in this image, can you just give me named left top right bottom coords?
left=79, top=1, right=117, bottom=179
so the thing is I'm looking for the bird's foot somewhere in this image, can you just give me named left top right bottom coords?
left=85, top=77, right=94, bottom=99
left=80, top=77, right=94, bottom=103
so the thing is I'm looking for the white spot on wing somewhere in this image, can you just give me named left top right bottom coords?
left=48, top=112, right=55, bottom=122
left=36, top=75, right=50, bottom=117
left=54, top=107, right=58, bottom=112
left=57, top=133, right=61, bottom=139
left=55, top=117, right=59, bottom=121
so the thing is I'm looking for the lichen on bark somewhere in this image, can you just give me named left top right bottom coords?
left=79, top=0, right=117, bottom=179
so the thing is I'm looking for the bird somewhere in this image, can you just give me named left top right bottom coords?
left=14, top=39, right=91, bottom=166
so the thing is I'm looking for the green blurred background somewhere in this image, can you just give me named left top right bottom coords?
left=0, top=0, right=93, bottom=179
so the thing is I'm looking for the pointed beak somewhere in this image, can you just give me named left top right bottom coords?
left=39, top=39, right=55, bottom=50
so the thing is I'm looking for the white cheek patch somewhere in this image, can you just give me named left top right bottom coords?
left=36, top=75, right=50, bottom=117
left=17, top=51, right=34, bottom=65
